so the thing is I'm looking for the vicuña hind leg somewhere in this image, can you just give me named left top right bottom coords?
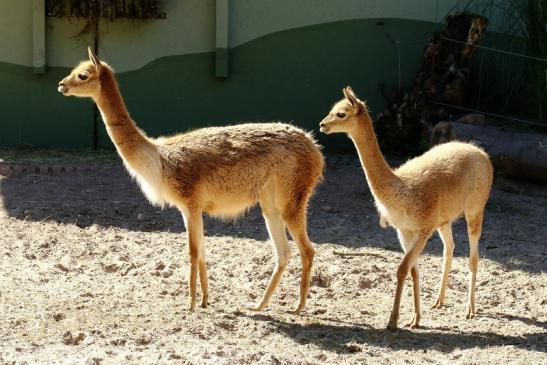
left=249, top=202, right=291, bottom=312
left=432, top=224, right=455, bottom=309
left=285, top=213, right=315, bottom=315
left=198, top=245, right=209, bottom=308
left=406, top=265, right=421, bottom=328
left=465, top=212, right=483, bottom=319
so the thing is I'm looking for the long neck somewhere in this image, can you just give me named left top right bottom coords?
left=93, top=71, right=154, bottom=161
left=348, top=112, right=401, bottom=201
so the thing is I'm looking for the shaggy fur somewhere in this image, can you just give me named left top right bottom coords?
left=320, top=87, right=492, bottom=331
left=58, top=48, right=324, bottom=313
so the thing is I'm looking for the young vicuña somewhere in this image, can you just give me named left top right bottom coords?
left=320, top=86, right=492, bottom=331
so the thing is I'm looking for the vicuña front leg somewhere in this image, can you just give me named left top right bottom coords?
left=432, top=224, right=455, bottom=309
left=183, top=210, right=207, bottom=311
left=387, top=235, right=427, bottom=331
left=286, top=215, right=315, bottom=314
left=249, top=208, right=290, bottom=312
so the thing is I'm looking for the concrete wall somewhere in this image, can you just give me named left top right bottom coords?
left=0, top=0, right=470, bottom=149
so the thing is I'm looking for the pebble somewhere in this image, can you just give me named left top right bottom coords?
left=62, top=331, right=85, bottom=346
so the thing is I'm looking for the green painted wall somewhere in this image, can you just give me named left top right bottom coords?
left=0, top=18, right=440, bottom=149
left=114, top=19, right=440, bottom=149
left=0, top=1, right=534, bottom=150
left=3, top=0, right=484, bottom=149
left=0, top=63, right=92, bottom=147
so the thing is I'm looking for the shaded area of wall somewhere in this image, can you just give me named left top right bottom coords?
left=0, top=62, right=92, bottom=147
left=0, top=19, right=440, bottom=149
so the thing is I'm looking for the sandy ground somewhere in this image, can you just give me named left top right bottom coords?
left=0, top=153, right=546, bottom=364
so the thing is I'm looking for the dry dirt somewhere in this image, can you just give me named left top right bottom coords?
left=0, top=153, right=546, bottom=364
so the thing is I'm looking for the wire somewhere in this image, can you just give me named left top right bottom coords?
left=441, top=37, right=547, bottom=63
left=426, top=100, right=546, bottom=127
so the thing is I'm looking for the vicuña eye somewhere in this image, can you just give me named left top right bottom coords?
left=78, top=73, right=88, bottom=81
left=336, top=112, right=346, bottom=118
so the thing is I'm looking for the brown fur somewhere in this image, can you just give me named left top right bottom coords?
left=58, top=48, right=324, bottom=313
left=320, top=86, right=493, bottom=331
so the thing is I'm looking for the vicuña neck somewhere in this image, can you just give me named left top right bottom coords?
left=348, top=113, right=401, bottom=200
left=93, top=70, right=153, bottom=159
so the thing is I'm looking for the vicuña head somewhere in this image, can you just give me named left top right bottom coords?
left=58, top=47, right=110, bottom=98
left=319, top=86, right=370, bottom=135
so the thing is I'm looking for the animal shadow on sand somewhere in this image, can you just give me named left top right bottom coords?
left=242, top=313, right=547, bottom=354
left=1, top=158, right=546, bottom=274
left=0, top=164, right=267, bottom=239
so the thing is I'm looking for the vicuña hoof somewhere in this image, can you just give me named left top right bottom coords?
left=465, top=308, right=475, bottom=319
left=187, top=301, right=196, bottom=312
left=386, top=320, right=398, bottom=332
left=404, top=315, right=420, bottom=329
left=200, top=300, right=208, bottom=309
left=246, top=303, right=266, bottom=312
left=431, top=299, right=444, bottom=309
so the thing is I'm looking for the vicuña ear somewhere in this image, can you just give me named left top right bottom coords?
left=88, top=46, right=103, bottom=72
left=343, top=86, right=358, bottom=106
left=343, top=86, right=365, bottom=114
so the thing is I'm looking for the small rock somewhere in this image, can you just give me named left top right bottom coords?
left=358, top=278, right=373, bottom=289
left=162, top=270, right=173, bottom=278
left=216, top=320, right=236, bottom=331
left=55, top=263, right=69, bottom=272
left=110, top=338, right=127, bottom=346
left=312, top=270, right=332, bottom=288
left=321, top=205, right=332, bottom=213
left=155, top=261, right=166, bottom=271
left=347, top=343, right=362, bottom=353
left=315, top=353, right=328, bottom=361
left=170, top=289, right=183, bottom=297
left=62, top=331, right=85, bottom=346
left=86, top=358, right=102, bottom=365
left=169, top=353, right=182, bottom=360
left=53, top=313, right=66, bottom=321
left=102, top=264, right=119, bottom=273
left=136, top=335, right=153, bottom=346
left=137, top=213, right=145, bottom=221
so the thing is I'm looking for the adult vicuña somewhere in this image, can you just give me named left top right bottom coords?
left=58, top=47, right=324, bottom=313
left=320, top=86, right=492, bottom=331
